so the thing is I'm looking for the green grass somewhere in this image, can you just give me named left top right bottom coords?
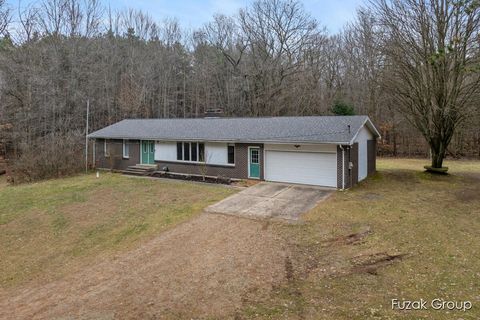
left=0, top=173, right=236, bottom=288
left=241, top=158, right=480, bottom=320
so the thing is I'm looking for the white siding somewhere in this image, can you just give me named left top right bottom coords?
left=205, top=142, right=229, bottom=165
left=354, top=126, right=374, bottom=181
left=155, top=141, right=177, bottom=161
left=155, top=141, right=231, bottom=165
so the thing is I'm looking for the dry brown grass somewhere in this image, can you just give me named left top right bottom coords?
left=232, top=179, right=262, bottom=188
left=241, top=158, right=480, bottom=319
left=1, top=159, right=479, bottom=319
left=0, top=173, right=235, bottom=289
left=0, top=175, right=7, bottom=189
left=0, top=214, right=288, bottom=320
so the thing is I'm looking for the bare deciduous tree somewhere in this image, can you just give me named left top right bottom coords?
left=0, top=0, right=11, bottom=36
left=239, top=0, right=319, bottom=115
left=372, top=0, right=480, bottom=169
left=0, top=0, right=479, bottom=182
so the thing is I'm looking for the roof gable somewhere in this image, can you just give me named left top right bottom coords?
left=349, top=117, right=381, bottom=144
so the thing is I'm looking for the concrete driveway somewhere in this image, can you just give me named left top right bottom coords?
left=206, top=182, right=333, bottom=221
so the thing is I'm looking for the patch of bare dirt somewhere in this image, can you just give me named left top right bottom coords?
left=350, top=252, right=406, bottom=275
left=0, top=213, right=289, bottom=319
left=322, top=227, right=372, bottom=246
left=232, top=179, right=261, bottom=188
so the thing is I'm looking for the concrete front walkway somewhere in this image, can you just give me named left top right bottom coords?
left=206, top=182, right=333, bottom=221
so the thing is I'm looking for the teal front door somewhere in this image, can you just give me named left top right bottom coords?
left=141, top=141, right=155, bottom=164
left=249, top=147, right=260, bottom=179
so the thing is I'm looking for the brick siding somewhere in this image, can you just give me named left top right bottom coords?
left=367, top=139, right=377, bottom=176
left=336, top=144, right=359, bottom=189
left=95, top=139, right=140, bottom=170
left=351, top=143, right=359, bottom=186
left=156, top=143, right=264, bottom=180
left=95, top=139, right=264, bottom=180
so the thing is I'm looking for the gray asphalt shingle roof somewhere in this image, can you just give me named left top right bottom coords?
left=88, top=116, right=379, bottom=144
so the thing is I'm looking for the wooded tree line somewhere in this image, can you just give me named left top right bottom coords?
left=0, top=0, right=478, bottom=181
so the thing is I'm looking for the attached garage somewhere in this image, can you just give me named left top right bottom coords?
left=264, top=144, right=337, bottom=187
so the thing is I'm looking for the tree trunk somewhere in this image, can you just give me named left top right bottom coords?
left=430, top=141, right=446, bottom=168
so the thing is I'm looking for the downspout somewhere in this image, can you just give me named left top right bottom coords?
left=339, top=145, right=345, bottom=190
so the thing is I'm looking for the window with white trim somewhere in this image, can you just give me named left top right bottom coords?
left=183, top=142, right=190, bottom=161
left=104, top=139, right=109, bottom=157
left=227, top=144, right=235, bottom=164
left=176, top=142, right=205, bottom=162
left=123, top=140, right=129, bottom=158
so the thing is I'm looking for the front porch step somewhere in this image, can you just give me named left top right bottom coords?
left=127, top=164, right=157, bottom=170
left=123, top=164, right=158, bottom=177
left=125, top=168, right=151, bottom=173
left=123, top=170, right=152, bottom=177
left=128, top=163, right=158, bottom=169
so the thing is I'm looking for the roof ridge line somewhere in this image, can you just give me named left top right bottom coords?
left=122, top=115, right=368, bottom=121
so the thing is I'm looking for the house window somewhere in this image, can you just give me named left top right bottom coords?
left=228, top=144, right=235, bottom=164
left=199, top=143, right=205, bottom=162
left=123, top=140, right=129, bottom=158
left=251, top=148, right=259, bottom=164
left=104, top=139, right=109, bottom=157
left=176, top=142, right=182, bottom=160
left=175, top=142, right=205, bottom=163
left=183, top=142, right=190, bottom=161
left=191, top=142, right=198, bottom=162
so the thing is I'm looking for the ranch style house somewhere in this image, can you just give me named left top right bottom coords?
left=88, top=115, right=380, bottom=189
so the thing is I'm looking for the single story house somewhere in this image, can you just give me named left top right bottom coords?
left=88, top=116, right=380, bottom=189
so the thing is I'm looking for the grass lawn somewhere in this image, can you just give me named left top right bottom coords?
left=0, top=173, right=235, bottom=288
left=241, top=158, right=480, bottom=319
left=1, top=159, right=479, bottom=319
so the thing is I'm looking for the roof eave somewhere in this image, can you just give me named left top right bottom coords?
left=88, top=136, right=349, bottom=145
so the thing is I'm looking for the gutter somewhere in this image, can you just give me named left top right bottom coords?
left=86, top=136, right=351, bottom=145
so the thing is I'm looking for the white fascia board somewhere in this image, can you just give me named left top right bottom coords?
left=348, top=117, right=381, bottom=145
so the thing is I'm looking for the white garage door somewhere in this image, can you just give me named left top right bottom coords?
left=265, top=151, right=337, bottom=187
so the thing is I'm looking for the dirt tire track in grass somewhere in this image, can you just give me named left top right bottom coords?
left=0, top=213, right=289, bottom=319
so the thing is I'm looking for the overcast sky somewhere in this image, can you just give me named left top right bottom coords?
left=7, top=0, right=365, bottom=33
